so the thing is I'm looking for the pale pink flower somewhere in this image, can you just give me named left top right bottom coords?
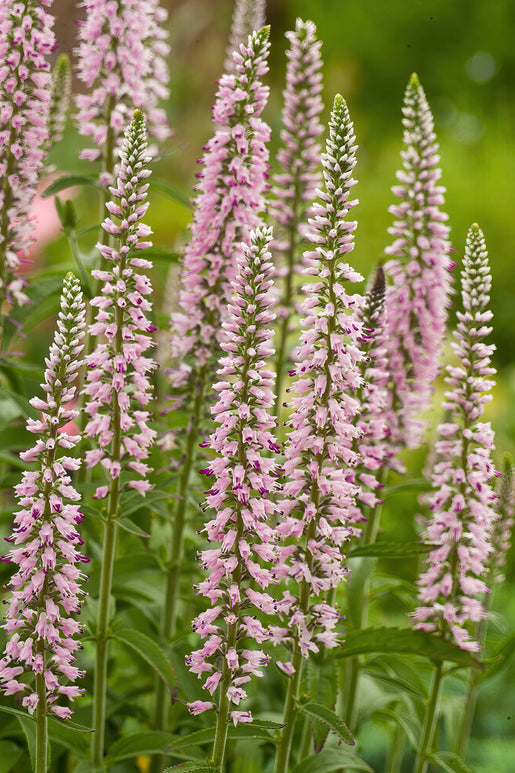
left=186, top=227, right=279, bottom=723
left=384, top=73, right=453, bottom=448
left=276, top=95, right=364, bottom=656
left=413, top=225, right=498, bottom=652
left=74, top=0, right=170, bottom=174
left=83, top=110, right=157, bottom=497
left=0, top=273, right=87, bottom=718
left=0, top=0, right=56, bottom=316
left=224, top=0, right=266, bottom=73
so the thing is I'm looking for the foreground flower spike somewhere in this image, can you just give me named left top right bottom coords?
left=0, top=0, right=56, bottom=337
left=0, top=273, right=87, bottom=727
left=186, top=227, right=279, bottom=766
left=413, top=225, right=498, bottom=653
left=274, top=95, right=365, bottom=773
left=84, top=109, right=157, bottom=768
left=224, top=0, right=266, bottom=72
left=75, top=0, right=170, bottom=177
left=384, top=73, right=453, bottom=448
left=84, top=109, right=157, bottom=497
left=272, top=17, right=324, bottom=417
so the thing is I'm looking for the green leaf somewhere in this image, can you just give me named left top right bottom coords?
left=291, top=747, right=374, bottom=773
left=0, top=388, right=38, bottom=421
left=0, top=740, right=22, bottom=773
left=105, top=731, right=176, bottom=762
left=364, top=669, right=425, bottom=702
left=298, top=703, right=354, bottom=747
left=41, top=175, right=100, bottom=198
left=383, top=478, right=430, bottom=495
left=163, top=765, right=215, bottom=773
left=152, top=178, right=191, bottom=208
left=428, top=751, right=473, bottom=773
left=112, top=628, right=176, bottom=690
left=347, top=542, right=436, bottom=558
left=336, top=628, right=482, bottom=668
left=16, top=717, right=36, bottom=772
left=373, top=707, right=420, bottom=748
left=120, top=489, right=170, bottom=518
left=47, top=717, right=92, bottom=758
left=0, top=706, right=35, bottom=723
left=117, top=516, right=150, bottom=538
left=306, top=660, right=338, bottom=752
left=482, top=630, right=515, bottom=680
left=166, top=723, right=276, bottom=755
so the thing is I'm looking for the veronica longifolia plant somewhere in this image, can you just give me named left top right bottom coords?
left=274, top=94, right=365, bottom=773
left=0, top=273, right=86, bottom=734
left=384, top=73, right=453, bottom=448
left=186, top=226, right=279, bottom=769
left=0, top=0, right=55, bottom=337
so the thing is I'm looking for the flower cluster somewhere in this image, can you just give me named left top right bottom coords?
left=0, top=273, right=87, bottom=719
left=0, top=0, right=56, bottom=313
left=169, top=26, right=271, bottom=404
left=276, top=95, right=365, bottom=657
left=83, top=110, right=157, bottom=498
left=225, top=0, right=266, bottom=72
left=384, top=73, right=453, bottom=448
left=186, top=227, right=280, bottom=724
left=489, top=455, right=514, bottom=584
left=46, top=53, right=71, bottom=157
left=413, top=225, right=498, bottom=652
left=75, top=0, right=170, bottom=173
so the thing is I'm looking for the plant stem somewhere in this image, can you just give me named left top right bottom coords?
left=413, top=661, right=444, bottom=773
left=274, top=644, right=304, bottom=773
left=274, top=220, right=297, bottom=423
left=386, top=723, right=405, bottom=773
left=35, top=639, right=48, bottom=773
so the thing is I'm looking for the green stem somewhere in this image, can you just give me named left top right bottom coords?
left=386, top=723, right=405, bottom=773
left=413, top=661, right=444, bottom=773
left=35, top=639, right=48, bottom=773
left=274, top=222, right=297, bottom=423
left=274, top=644, right=304, bottom=773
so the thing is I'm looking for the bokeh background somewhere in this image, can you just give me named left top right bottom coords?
left=5, top=0, right=515, bottom=770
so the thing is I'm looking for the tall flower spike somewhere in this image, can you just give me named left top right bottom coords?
left=46, top=53, right=71, bottom=157
left=74, top=0, right=170, bottom=177
left=0, top=0, right=56, bottom=330
left=276, top=94, right=364, bottom=657
left=169, top=25, right=271, bottom=397
left=224, top=0, right=266, bottom=73
left=384, top=73, right=453, bottom=448
left=273, top=94, right=364, bottom=773
left=413, top=225, right=498, bottom=652
left=186, top=227, right=279, bottom=733
left=271, top=18, right=324, bottom=416
left=83, top=110, right=157, bottom=498
left=0, top=273, right=87, bottom=719
left=489, top=454, right=514, bottom=584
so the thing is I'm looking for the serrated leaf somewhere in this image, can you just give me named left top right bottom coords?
left=306, top=662, right=338, bottom=752
left=105, top=731, right=176, bottom=762
left=117, top=516, right=150, bottom=538
left=164, top=765, right=215, bottom=773
left=41, top=175, right=99, bottom=198
left=152, top=178, right=191, bottom=208
left=482, top=630, right=515, bottom=680
left=428, top=751, right=473, bottom=773
left=249, top=719, right=285, bottom=730
left=166, top=723, right=276, bottom=754
left=299, top=702, right=354, bottom=747
left=0, top=706, right=35, bottom=723
left=16, top=717, right=36, bottom=772
left=291, top=747, right=373, bottom=773
left=337, top=628, right=482, bottom=668
left=0, top=740, right=22, bottom=773
left=364, top=669, right=425, bottom=702
left=47, top=717, right=91, bottom=758
left=348, top=542, right=436, bottom=558
left=112, top=628, right=176, bottom=690
left=120, top=489, right=170, bottom=518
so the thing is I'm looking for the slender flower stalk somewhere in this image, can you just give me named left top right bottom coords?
left=74, top=0, right=170, bottom=184
left=274, top=95, right=365, bottom=773
left=0, top=0, right=56, bottom=345
left=82, top=110, right=157, bottom=770
left=45, top=53, right=71, bottom=160
left=224, top=0, right=266, bottom=73
left=185, top=227, right=279, bottom=771
left=384, top=73, right=453, bottom=448
left=154, top=26, right=272, bottom=739
left=0, top=273, right=87, bottom=772
left=271, top=18, right=324, bottom=419
left=412, top=225, right=498, bottom=773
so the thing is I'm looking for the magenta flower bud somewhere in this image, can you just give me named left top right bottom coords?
left=413, top=225, right=498, bottom=652
left=0, top=273, right=87, bottom=718
left=384, top=73, right=453, bottom=448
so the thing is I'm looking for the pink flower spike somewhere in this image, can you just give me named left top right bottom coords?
left=186, top=226, right=280, bottom=721
left=83, top=111, right=157, bottom=498
left=384, top=73, right=453, bottom=449
left=0, top=273, right=87, bottom=718
left=225, top=0, right=266, bottom=73
left=413, top=225, right=498, bottom=651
